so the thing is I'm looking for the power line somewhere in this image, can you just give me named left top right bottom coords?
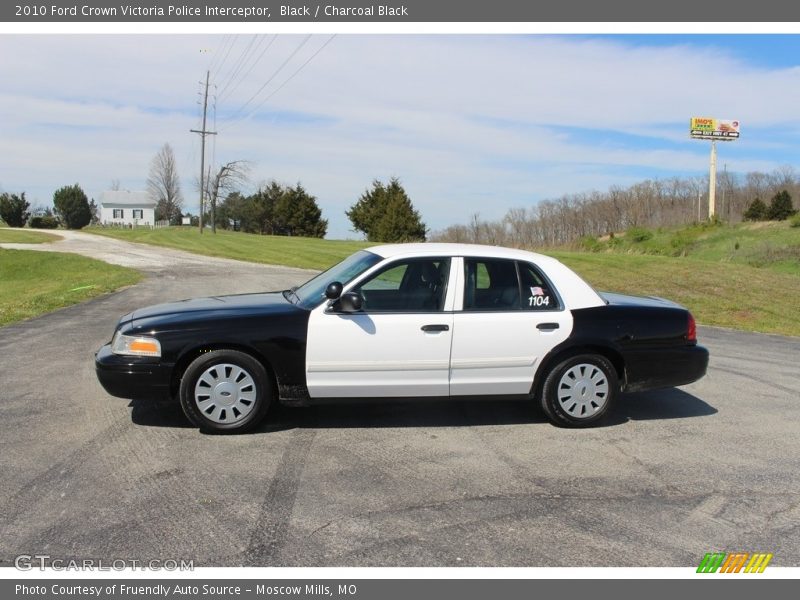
left=211, top=35, right=239, bottom=82
left=217, top=35, right=277, bottom=104
left=218, top=34, right=312, bottom=127
left=216, top=34, right=262, bottom=101
left=219, top=35, right=336, bottom=132
left=207, top=34, right=231, bottom=75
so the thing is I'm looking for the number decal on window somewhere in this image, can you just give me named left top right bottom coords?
left=528, top=286, right=549, bottom=308
left=528, top=295, right=550, bottom=307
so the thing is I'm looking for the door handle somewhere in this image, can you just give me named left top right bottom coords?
left=537, top=322, right=560, bottom=331
left=421, top=324, right=449, bottom=332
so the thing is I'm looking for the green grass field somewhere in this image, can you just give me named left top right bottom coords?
left=580, top=220, right=800, bottom=276
left=0, top=249, right=141, bottom=326
left=0, top=229, right=62, bottom=243
left=87, top=226, right=369, bottom=270
left=84, top=223, right=800, bottom=336
left=552, top=251, right=800, bottom=336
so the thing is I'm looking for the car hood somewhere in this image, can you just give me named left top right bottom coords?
left=127, top=291, right=297, bottom=322
left=599, top=291, right=685, bottom=310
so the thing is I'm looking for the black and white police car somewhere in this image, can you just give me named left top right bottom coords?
left=96, top=243, right=709, bottom=433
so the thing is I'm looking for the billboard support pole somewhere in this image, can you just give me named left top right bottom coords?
left=708, top=140, right=717, bottom=220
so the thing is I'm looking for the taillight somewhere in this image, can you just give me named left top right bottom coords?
left=687, top=313, right=697, bottom=343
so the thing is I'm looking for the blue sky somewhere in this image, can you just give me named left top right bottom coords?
left=2, top=34, right=800, bottom=238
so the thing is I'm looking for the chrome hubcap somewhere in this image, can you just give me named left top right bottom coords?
left=194, top=363, right=257, bottom=424
left=557, top=363, right=609, bottom=418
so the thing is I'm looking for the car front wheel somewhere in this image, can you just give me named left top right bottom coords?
left=179, top=349, right=271, bottom=434
left=540, top=354, right=618, bottom=427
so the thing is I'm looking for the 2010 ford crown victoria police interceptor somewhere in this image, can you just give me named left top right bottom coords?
left=95, top=243, right=708, bottom=433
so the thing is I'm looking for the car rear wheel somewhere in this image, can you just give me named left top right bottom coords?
left=540, top=354, right=618, bottom=428
left=179, top=349, right=271, bottom=434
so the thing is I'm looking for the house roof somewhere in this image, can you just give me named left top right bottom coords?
left=99, top=190, right=156, bottom=207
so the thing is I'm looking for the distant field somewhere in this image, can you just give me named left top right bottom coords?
left=0, top=249, right=141, bottom=326
left=87, top=226, right=369, bottom=270
left=0, top=229, right=61, bottom=243
left=84, top=223, right=800, bottom=336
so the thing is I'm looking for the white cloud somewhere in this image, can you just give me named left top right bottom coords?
left=1, top=34, right=799, bottom=237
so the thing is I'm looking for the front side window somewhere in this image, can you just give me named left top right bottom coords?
left=132, top=209, right=143, bottom=219
left=113, top=209, right=123, bottom=219
left=293, top=250, right=383, bottom=309
left=354, top=258, right=450, bottom=312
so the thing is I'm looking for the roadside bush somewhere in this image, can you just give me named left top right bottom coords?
left=578, top=235, right=603, bottom=252
left=790, top=213, right=800, bottom=228
left=29, top=215, right=60, bottom=229
left=626, top=226, right=653, bottom=243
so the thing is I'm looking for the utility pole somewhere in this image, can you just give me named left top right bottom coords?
left=190, top=70, right=216, bottom=234
left=708, top=140, right=717, bottom=220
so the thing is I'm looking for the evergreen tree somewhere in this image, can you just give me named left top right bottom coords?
left=743, top=197, right=767, bottom=221
left=274, top=183, right=327, bottom=238
left=0, top=192, right=30, bottom=227
left=766, top=190, right=796, bottom=220
left=53, top=184, right=91, bottom=229
left=346, top=178, right=426, bottom=242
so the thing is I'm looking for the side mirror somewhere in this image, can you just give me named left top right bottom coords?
left=338, top=291, right=363, bottom=313
left=324, top=281, right=343, bottom=300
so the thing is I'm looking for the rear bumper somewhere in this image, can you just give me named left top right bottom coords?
left=623, top=344, right=709, bottom=392
left=95, top=344, right=173, bottom=401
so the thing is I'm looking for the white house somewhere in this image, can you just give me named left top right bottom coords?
left=99, top=191, right=156, bottom=227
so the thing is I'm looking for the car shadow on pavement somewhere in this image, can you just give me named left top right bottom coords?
left=129, top=399, right=195, bottom=429
left=128, top=388, right=716, bottom=432
left=606, top=388, right=718, bottom=426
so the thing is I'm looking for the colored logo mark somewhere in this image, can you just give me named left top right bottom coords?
left=697, top=552, right=773, bottom=573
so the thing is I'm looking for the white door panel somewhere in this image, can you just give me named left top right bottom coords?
left=449, top=311, right=572, bottom=396
left=306, top=312, right=453, bottom=397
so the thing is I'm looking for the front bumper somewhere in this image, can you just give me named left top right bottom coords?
left=623, top=344, right=710, bottom=392
left=95, top=343, right=174, bottom=400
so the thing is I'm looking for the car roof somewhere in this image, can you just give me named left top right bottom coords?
left=367, top=242, right=559, bottom=265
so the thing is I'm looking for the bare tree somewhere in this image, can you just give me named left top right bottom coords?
left=204, top=160, right=250, bottom=233
left=147, top=143, right=183, bottom=224
left=110, top=179, right=121, bottom=191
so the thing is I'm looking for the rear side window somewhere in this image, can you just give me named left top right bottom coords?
left=464, top=259, right=521, bottom=310
left=463, top=259, right=560, bottom=311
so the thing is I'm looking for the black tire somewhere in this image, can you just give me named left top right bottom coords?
left=540, top=354, right=618, bottom=428
left=179, top=349, right=271, bottom=434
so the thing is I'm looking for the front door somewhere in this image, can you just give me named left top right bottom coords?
left=306, top=257, right=455, bottom=398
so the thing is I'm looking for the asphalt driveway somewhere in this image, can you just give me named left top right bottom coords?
left=0, top=232, right=798, bottom=567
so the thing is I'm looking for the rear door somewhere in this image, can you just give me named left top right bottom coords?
left=449, top=257, right=572, bottom=396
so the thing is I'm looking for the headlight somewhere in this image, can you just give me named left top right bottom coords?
left=111, top=331, right=162, bottom=357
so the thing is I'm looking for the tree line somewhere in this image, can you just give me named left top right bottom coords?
left=431, top=166, right=800, bottom=247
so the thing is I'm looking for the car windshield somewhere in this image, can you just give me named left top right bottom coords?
left=289, top=250, right=383, bottom=309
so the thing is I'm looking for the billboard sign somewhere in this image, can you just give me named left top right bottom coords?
left=690, top=117, right=740, bottom=140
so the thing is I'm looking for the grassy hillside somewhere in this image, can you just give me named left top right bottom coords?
left=0, top=249, right=141, bottom=326
left=579, top=220, right=800, bottom=276
left=87, top=226, right=369, bottom=270
left=83, top=223, right=799, bottom=336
